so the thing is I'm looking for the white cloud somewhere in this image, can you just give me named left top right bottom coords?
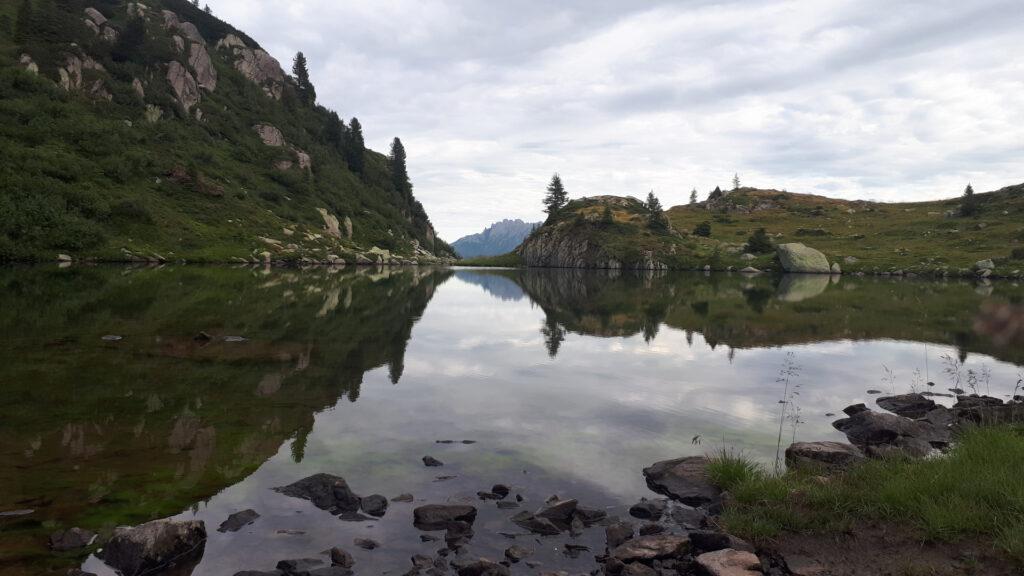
left=208, top=0, right=1024, bottom=240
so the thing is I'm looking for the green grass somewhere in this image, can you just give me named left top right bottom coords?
left=707, top=426, right=1024, bottom=562
left=458, top=252, right=524, bottom=267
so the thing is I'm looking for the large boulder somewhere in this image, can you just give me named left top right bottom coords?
left=166, top=61, right=200, bottom=113
left=777, top=243, right=831, bottom=274
left=876, top=393, right=936, bottom=419
left=785, top=441, right=864, bottom=470
left=188, top=43, right=217, bottom=91
left=99, top=519, right=206, bottom=576
left=274, top=473, right=361, bottom=513
left=642, top=456, right=721, bottom=506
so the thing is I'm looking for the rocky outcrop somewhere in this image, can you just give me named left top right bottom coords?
left=777, top=243, right=831, bottom=273
left=832, top=408, right=950, bottom=457
left=317, top=208, right=342, bottom=239
left=253, top=124, right=312, bottom=170
left=167, top=61, right=200, bottom=113
left=99, top=519, right=206, bottom=576
left=517, top=228, right=622, bottom=269
left=876, top=393, right=936, bottom=419
left=19, top=54, right=38, bottom=75
left=127, top=2, right=149, bottom=18
left=132, top=78, right=145, bottom=99
left=217, top=34, right=286, bottom=100
left=188, top=43, right=217, bottom=91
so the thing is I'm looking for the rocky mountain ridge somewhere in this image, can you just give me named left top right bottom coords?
left=452, top=218, right=539, bottom=259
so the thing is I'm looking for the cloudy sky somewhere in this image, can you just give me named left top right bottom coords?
left=210, top=0, right=1024, bottom=241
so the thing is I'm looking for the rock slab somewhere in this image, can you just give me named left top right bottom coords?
left=100, top=519, right=206, bottom=576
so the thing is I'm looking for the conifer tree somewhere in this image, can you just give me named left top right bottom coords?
left=389, top=137, right=412, bottom=201
left=745, top=227, right=773, bottom=254
left=345, top=117, right=365, bottom=174
left=292, top=52, right=316, bottom=105
left=689, top=189, right=698, bottom=204
left=646, top=191, right=667, bottom=230
left=543, top=174, right=568, bottom=218
left=732, top=173, right=741, bottom=190
left=708, top=186, right=723, bottom=201
left=960, top=183, right=979, bottom=217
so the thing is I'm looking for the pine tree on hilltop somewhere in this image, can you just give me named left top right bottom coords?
left=732, top=173, right=741, bottom=190
left=292, top=52, right=316, bottom=105
left=708, top=186, right=723, bottom=201
left=543, top=174, right=568, bottom=219
left=960, top=183, right=980, bottom=217
left=646, top=190, right=667, bottom=230
left=689, top=189, right=698, bottom=205
left=389, top=137, right=412, bottom=202
left=345, top=117, right=365, bottom=174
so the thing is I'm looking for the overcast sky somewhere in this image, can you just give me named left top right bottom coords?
left=210, top=0, right=1024, bottom=241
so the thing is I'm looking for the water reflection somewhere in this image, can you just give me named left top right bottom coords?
left=0, top=265, right=1021, bottom=576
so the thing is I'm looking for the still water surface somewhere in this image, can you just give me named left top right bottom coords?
left=1, top=265, right=1021, bottom=575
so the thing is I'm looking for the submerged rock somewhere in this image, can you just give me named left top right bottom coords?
left=275, top=474, right=361, bottom=513
left=360, top=494, right=388, bottom=517
left=511, top=511, right=561, bottom=536
left=642, top=457, right=721, bottom=506
left=413, top=504, right=477, bottom=530
left=49, top=527, right=96, bottom=551
left=785, top=441, right=864, bottom=470
left=536, top=498, right=577, bottom=522
left=100, top=519, right=206, bottom=576
left=218, top=509, right=260, bottom=532
left=422, top=456, right=444, bottom=467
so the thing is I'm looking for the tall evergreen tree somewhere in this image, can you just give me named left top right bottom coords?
left=389, top=137, right=412, bottom=201
left=646, top=190, right=667, bottom=230
left=292, top=52, right=316, bottom=105
left=732, top=173, right=741, bottom=190
left=14, top=0, right=33, bottom=43
left=345, top=117, right=365, bottom=174
left=960, top=183, right=979, bottom=217
left=708, top=186, right=723, bottom=201
left=323, top=111, right=344, bottom=150
left=543, top=173, right=568, bottom=218
left=689, top=189, right=698, bottom=205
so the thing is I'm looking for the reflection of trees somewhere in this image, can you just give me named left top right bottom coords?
left=541, top=315, right=566, bottom=358
left=0, top=265, right=452, bottom=570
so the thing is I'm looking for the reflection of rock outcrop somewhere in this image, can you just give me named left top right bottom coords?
left=0, top=266, right=451, bottom=572
left=503, top=269, right=1024, bottom=364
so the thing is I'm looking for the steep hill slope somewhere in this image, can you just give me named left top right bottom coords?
left=0, top=0, right=454, bottom=264
left=452, top=218, right=539, bottom=258
left=512, top=185, right=1024, bottom=276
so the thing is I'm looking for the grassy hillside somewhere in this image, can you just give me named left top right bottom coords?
left=0, top=0, right=454, bottom=263
left=667, top=184, right=1024, bottom=275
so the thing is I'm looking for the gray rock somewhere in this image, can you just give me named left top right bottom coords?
left=511, top=511, right=561, bottom=536
left=954, top=395, right=1003, bottom=409
left=504, top=545, right=532, bottom=563
left=536, top=498, right=577, bottom=522
left=694, top=549, right=761, bottom=576
left=166, top=61, right=200, bottom=113
left=606, top=521, right=634, bottom=549
left=457, top=559, right=510, bottom=576
left=274, top=474, right=361, bottom=513
left=776, top=243, right=831, bottom=273
left=423, top=456, right=444, bottom=467
left=100, top=519, right=206, bottom=576
left=49, top=527, right=96, bottom=551
left=785, top=441, right=865, bottom=470
left=218, top=509, right=260, bottom=532
left=330, top=547, right=354, bottom=568
left=843, top=403, right=869, bottom=416
left=491, top=484, right=511, bottom=498
left=360, top=494, right=388, bottom=517
left=413, top=504, right=477, bottom=530
left=830, top=262, right=842, bottom=274
left=669, top=505, right=708, bottom=529
left=975, top=259, right=995, bottom=271
left=876, top=393, right=936, bottom=419
left=353, top=538, right=379, bottom=550
left=392, top=493, right=415, bottom=502
left=642, top=457, right=721, bottom=506
left=276, top=558, right=324, bottom=573
left=621, top=563, right=658, bottom=576
left=628, top=499, right=667, bottom=520
left=610, top=535, right=690, bottom=562
left=573, top=506, right=608, bottom=526
left=832, top=409, right=950, bottom=451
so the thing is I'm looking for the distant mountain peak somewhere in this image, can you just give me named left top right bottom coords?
left=453, top=219, right=541, bottom=259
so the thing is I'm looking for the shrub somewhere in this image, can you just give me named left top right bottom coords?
left=1012, top=248, right=1024, bottom=260
left=694, top=221, right=712, bottom=237
left=109, top=200, right=153, bottom=224
left=746, top=228, right=774, bottom=254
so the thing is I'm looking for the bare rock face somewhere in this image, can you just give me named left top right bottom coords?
left=188, top=43, right=217, bottom=91
left=59, top=55, right=83, bottom=91
left=218, top=35, right=286, bottom=100
left=99, top=519, right=206, bottom=576
left=516, top=228, right=621, bottom=269
left=177, top=21, right=205, bottom=45
left=173, top=35, right=185, bottom=54
left=254, top=123, right=286, bottom=147
left=343, top=216, right=353, bottom=239
left=253, top=124, right=312, bottom=170
left=294, top=148, right=312, bottom=170
left=166, top=61, right=200, bottom=113
left=161, top=10, right=181, bottom=30
left=694, top=548, right=762, bottom=576
left=127, top=2, right=149, bottom=18
left=19, top=54, right=38, bottom=75
left=318, top=209, right=342, bottom=239
left=84, top=18, right=101, bottom=35
left=132, top=78, right=145, bottom=99
left=84, top=7, right=107, bottom=26
left=145, top=105, right=162, bottom=123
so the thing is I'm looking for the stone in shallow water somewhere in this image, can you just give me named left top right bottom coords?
left=360, top=494, right=388, bottom=517
left=456, top=559, right=509, bottom=576
left=391, top=493, right=415, bottom=503
left=218, top=509, right=260, bottom=532
left=413, top=504, right=477, bottom=530
left=642, top=457, right=721, bottom=506
left=276, top=558, right=324, bottom=573
left=511, top=511, right=561, bottom=536
left=353, top=537, right=379, bottom=550
left=504, top=545, right=532, bottom=563
left=628, top=499, right=667, bottom=520
left=610, top=534, right=690, bottom=562
left=535, top=498, right=577, bottom=522
left=274, top=473, right=361, bottom=513
left=695, top=548, right=761, bottom=576
left=423, top=455, right=444, bottom=467
left=330, top=547, right=354, bottom=568
left=875, top=393, right=936, bottom=419
left=606, top=521, right=634, bottom=549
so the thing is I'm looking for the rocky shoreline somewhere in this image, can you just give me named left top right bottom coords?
left=52, top=393, right=1021, bottom=576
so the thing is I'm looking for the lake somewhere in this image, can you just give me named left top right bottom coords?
left=1, top=265, right=1022, bottom=576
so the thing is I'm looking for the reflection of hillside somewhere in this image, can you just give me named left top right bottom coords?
left=487, top=269, right=1024, bottom=364
left=0, top=265, right=450, bottom=573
